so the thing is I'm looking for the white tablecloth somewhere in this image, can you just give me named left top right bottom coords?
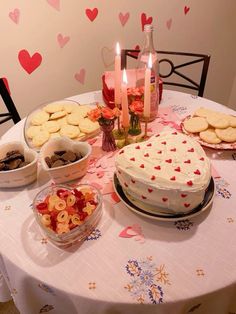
left=1, top=90, right=236, bottom=314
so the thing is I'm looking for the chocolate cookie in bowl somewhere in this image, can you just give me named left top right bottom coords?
left=39, top=137, right=92, bottom=184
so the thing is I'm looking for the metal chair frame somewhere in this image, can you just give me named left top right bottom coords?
left=121, top=50, right=211, bottom=97
left=0, top=78, right=21, bottom=125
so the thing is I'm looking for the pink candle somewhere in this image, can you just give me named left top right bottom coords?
left=144, top=54, right=152, bottom=119
left=121, top=69, right=129, bottom=128
left=114, top=42, right=121, bottom=106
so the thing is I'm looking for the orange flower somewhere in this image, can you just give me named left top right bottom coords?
left=87, top=108, right=101, bottom=122
left=129, top=100, right=144, bottom=116
left=101, top=107, right=115, bottom=120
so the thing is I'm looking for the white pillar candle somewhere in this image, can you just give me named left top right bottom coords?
left=121, top=69, right=129, bottom=128
left=114, top=42, right=121, bottom=106
left=144, top=53, right=152, bottom=119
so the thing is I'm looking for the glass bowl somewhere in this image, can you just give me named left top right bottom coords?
left=32, top=184, right=102, bottom=247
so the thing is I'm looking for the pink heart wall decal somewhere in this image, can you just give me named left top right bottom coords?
left=9, top=8, right=20, bottom=24
left=184, top=6, right=190, bottom=15
left=18, top=49, right=42, bottom=74
left=57, top=34, right=70, bottom=48
left=119, top=12, right=130, bottom=26
left=166, top=18, right=172, bottom=30
left=74, top=68, right=86, bottom=84
left=101, top=46, right=115, bottom=68
left=141, top=13, right=153, bottom=31
left=47, top=0, right=60, bottom=11
left=86, top=8, right=98, bottom=22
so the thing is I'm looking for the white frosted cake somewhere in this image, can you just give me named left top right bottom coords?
left=115, top=131, right=211, bottom=213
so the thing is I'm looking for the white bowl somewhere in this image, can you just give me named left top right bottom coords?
left=40, top=137, right=92, bottom=184
left=0, top=141, right=38, bottom=188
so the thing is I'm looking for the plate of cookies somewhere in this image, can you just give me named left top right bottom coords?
left=24, top=99, right=100, bottom=151
left=181, top=107, right=236, bottom=150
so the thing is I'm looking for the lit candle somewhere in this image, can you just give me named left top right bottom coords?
left=144, top=53, right=152, bottom=119
left=114, top=42, right=121, bottom=106
left=121, top=69, right=129, bottom=128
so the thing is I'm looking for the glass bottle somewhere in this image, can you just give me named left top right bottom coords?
left=136, top=24, right=159, bottom=121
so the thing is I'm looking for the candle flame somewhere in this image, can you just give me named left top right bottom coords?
left=148, top=53, right=152, bottom=69
left=122, top=69, right=128, bottom=84
left=116, top=42, right=120, bottom=55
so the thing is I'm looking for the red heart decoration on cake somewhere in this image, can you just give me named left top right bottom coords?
left=147, top=143, right=152, bottom=147
left=18, top=49, right=42, bottom=74
left=142, top=195, right=147, bottom=199
left=144, top=153, right=149, bottom=157
left=200, top=157, right=205, bottom=161
left=130, top=157, right=135, bottom=161
left=187, top=180, right=193, bottom=186
left=170, top=176, right=176, bottom=181
left=188, top=148, right=194, bottom=152
left=140, top=164, right=144, bottom=168
left=174, top=167, right=181, bottom=172
left=170, top=148, right=176, bottom=152
left=184, top=6, right=190, bottom=15
left=184, top=203, right=190, bottom=208
left=181, top=194, right=187, bottom=198
left=148, top=188, right=153, bottom=193
left=161, top=141, right=166, bottom=145
left=184, top=159, right=191, bottom=164
left=141, top=13, right=153, bottom=31
left=162, top=197, right=168, bottom=202
left=165, top=159, right=172, bottom=163
left=135, top=145, right=140, bottom=149
left=157, top=150, right=162, bottom=154
left=154, top=166, right=161, bottom=170
left=194, top=169, right=201, bottom=175
left=86, top=8, right=98, bottom=21
left=131, top=179, right=135, bottom=184
left=182, top=140, right=187, bottom=144
left=151, top=175, right=156, bottom=180
left=119, top=12, right=130, bottom=26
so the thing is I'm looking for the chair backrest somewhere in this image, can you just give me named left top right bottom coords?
left=0, top=78, right=21, bottom=125
left=121, top=50, right=210, bottom=97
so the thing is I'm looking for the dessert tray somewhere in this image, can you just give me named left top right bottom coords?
left=181, top=115, right=236, bottom=150
left=24, top=99, right=100, bottom=152
left=113, top=173, right=215, bottom=222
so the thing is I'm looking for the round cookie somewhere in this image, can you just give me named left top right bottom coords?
left=215, top=127, right=236, bottom=143
left=55, top=117, right=68, bottom=127
left=44, top=102, right=63, bottom=113
left=26, top=125, right=42, bottom=139
left=227, top=115, right=236, bottom=127
left=42, top=120, right=60, bottom=133
left=63, top=103, right=75, bottom=113
left=183, top=117, right=209, bottom=133
left=194, top=107, right=214, bottom=118
left=79, top=118, right=99, bottom=134
left=72, top=105, right=93, bottom=117
left=31, top=111, right=49, bottom=126
left=60, top=125, right=80, bottom=139
left=50, top=110, right=67, bottom=120
left=206, top=114, right=229, bottom=129
left=50, top=132, right=61, bottom=139
left=67, top=113, right=82, bottom=126
left=32, top=130, right=50, bottom=147
left=199, top=128, right=222, bottom=144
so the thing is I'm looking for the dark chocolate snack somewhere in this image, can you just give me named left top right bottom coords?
left=45, top=150, right=83, bottom=168
left=0, top=151, right=29, bottom=171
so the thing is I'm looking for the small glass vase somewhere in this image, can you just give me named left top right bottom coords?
left=99, top=119, right=116, bottom=152
left=128, top=113, right=142, bottom=136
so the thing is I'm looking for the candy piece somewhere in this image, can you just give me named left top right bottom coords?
left=56, top=223, right=70, bottom=234
left=55, top=199, right=66, bottom=211
left=66, top=194, right=76, bottom=207
left=57, top=210, right=69, bottom=223
left=71, top=214, right=83, bottom=225
left=41, top=214, right=51, bottom=226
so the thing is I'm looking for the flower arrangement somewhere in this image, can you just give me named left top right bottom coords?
left=127, top=86, right=145, bottom=105
left=88, top=104, right=120, bottom=126
left=129, top=100, right=144, bottom=116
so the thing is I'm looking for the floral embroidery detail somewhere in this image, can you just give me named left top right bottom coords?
left=174, top=219, right=193, bottom=230
left=4, top=205, right=11, bottom=211
left=232, top=153, right=236, bottom=160
left=11, top=288, right=17, bottom=295
left=85, top=228, right=101, bottom=241
left=41, top=237, right=48, bottom=244
left=39, top=304, right=54, bottom=313
left=187, top=303, right=202, bottom=312
left=171, top=104, right=188, bottom=115
left=88, top=282, right=96, bottom=289
left=215, top=178, right=231, bottom=199
left=191, top=95, right=198, bottom=99
left=196, top=269, right=205, bottom=276
left=227, top=218, right=234, bottom=223
left=124, top=257, right=170, bottom=304
left=38, top=283, right=56, bottom=296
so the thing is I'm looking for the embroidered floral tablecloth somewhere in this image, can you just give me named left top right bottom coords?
left=0, top=90, right=236, bottom=314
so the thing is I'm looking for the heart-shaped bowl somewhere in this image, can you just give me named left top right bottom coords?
left=32, top=184, right=102, bottom=247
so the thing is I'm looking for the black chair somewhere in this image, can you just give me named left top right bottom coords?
left=0, top=78, right=21, bottom=125
left=121, top=50, right=210, bottom=97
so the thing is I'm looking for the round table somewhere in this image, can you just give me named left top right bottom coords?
left=1, top=90, right=236, bottom=314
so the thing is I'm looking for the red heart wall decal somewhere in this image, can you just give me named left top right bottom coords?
left=119, top=12, right=130, bottom=26
left=141, top=13, right=153, bottom=31
left=86, top=8, right=98, bottom=22
left=184, top=6, right=190, bottom=15
left=74, top=68, right=86, bottom=84
left=9, top=8, right=20, bottom=24
left=18, top=49, right=42, bottom=74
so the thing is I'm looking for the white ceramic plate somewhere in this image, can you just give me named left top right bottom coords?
left=113, top=173, right=215, bottom=222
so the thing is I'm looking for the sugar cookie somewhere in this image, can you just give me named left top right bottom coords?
left=75, top=132, right=86, bottom=140
left=31, top=111, right=49, bottom=126
left=63, top=103, right=75, bottom=113
left=60, top=125, right=80, bottom=139
left=50, top=132, right=61, bottom=139
left=26, top=125, right=42, bottom=139
left=50, top=110, right=67, bottom=120
left=215, top=127, right=236, bottom=143
left=227, top=115, right=236, bottom=127
left=42, top=120, right=60, bottom=133
left=194, top=107, right=214, bottom=118
left=183, top=117, right=209, bottom=133
left=206, top=114, right=229, bottom=129
left=72, top=105, right=93, bottom=117
left=67, top=113, right=82, bottom=126
left=44, top=102, right=63, bottom=113
left=54, top=117, right=68, bottom=127
left=199, top=129, right=222, bottom=144
left=79, top=118, right=99, bottom=134
left=32, top=130, right=50, bottom=147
